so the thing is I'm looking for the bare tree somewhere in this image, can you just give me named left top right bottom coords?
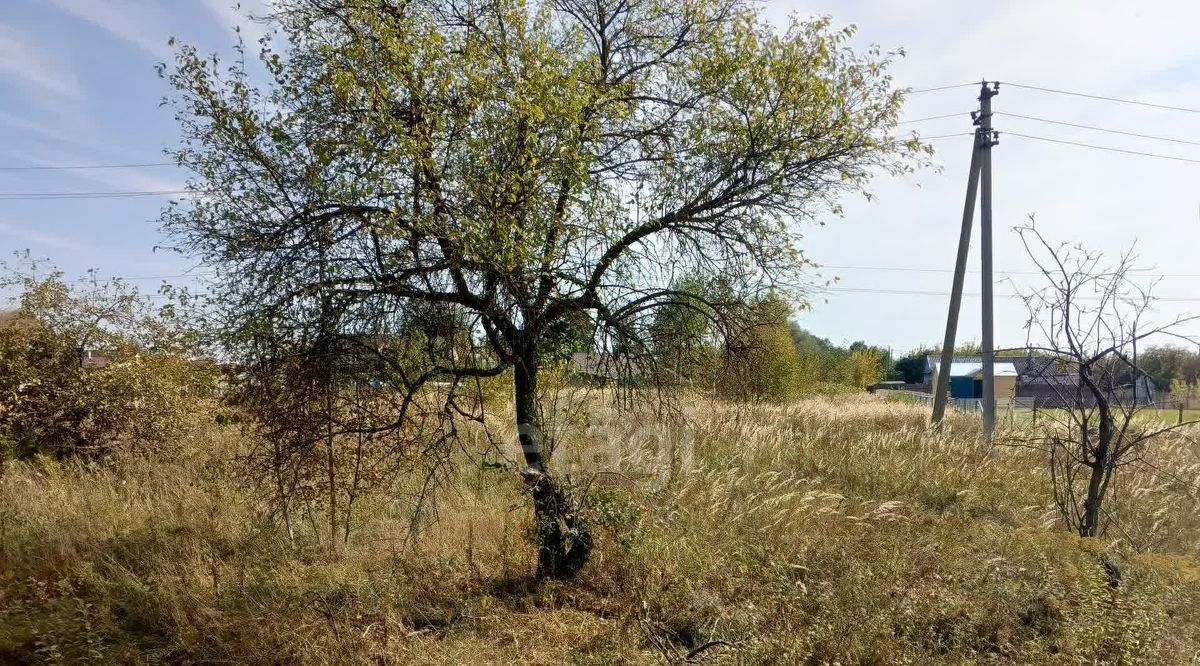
left=1010, top=221, right=1198, bottom=537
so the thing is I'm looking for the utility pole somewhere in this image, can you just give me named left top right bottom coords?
left=979, top=81, right=999, bottom=438
left=932, top=80, right=999, bottom=432
left=930, top=130, right=981, bottom=423
left=931, top=92, right=979, bottom=422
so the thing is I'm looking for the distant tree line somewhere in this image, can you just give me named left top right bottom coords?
left=644, top=276, right=892, bottom=401
left=1139, top=346, right=1200, bottom=397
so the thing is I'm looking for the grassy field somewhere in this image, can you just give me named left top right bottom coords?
left=1114, top=407, right=1200, bottom=428
left=1001, top=406, right=1200, bottom=429
left=3, top=396, right=1200, bottom=664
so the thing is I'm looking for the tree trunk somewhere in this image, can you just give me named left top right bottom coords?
left=513, top=345, right=544, bottom=471
left=1080, top=409, right=1113, bottom=537
left=1081, top=462, right=1105, bottom=537
left=513, top=342, right=593, bottom=580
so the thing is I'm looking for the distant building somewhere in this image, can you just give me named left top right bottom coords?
left=569, top=352, right=650, bottom=384
left=923, top=354, right=1156, bottom=407
left=926, top=356, right=1019, bottom=401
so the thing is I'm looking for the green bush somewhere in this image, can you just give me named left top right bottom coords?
left=719, top=298, right=805, bottom=402
left=0, top=268, right=213, bottom=460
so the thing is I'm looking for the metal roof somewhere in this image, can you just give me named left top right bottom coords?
left=931, top=359, right=1019, bottom=377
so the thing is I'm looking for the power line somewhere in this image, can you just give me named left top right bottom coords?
left=888, top=132, right=974, bottom=146
left=143, top=293, right=209, bottom=299
left=898, top=112, right=974, bottom=125
left=66, top=272, right=213, bottom=284
left=822, top=285, right=1200, bottom=303
left=996, top=112, right=1200, bottom=147
left=0, top=162, right=176, bottom=172
left=1001, top=81, right=1200, bottom=114
left=0, top=189, right=198, bottom=200
left=67, top=279, right=1200, bottom=302
left=826, top=286, right=993, bottom=297
left=908, top=83, right=979, bottom=93
left=914, top=132, right=975, bottom=141
left=91, top=264, right=1200, bottom=284
left=817, top=264, right=1200, bottom=278
left=63, top=266, right=1200, bottom=285
left=1002, top=131, right=1200, bottom=165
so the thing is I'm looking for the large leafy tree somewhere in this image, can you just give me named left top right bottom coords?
left=163, top=0, right=922, bottom=578
left=892, top=348, right=934, bottom=384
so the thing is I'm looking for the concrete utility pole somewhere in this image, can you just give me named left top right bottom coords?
left=979, top=81, right=999, bottom=438
left=932, top=80, right=999, bottom=432
left=930, top=128, right=981, bottom=423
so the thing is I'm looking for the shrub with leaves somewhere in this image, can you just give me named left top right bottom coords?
left=719, top=297, right=805, bottom=401
left=844, top=346, right=889, bottom=389
left=0, top=261, right=213, bottom=460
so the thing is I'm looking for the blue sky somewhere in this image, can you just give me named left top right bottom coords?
left=0, top=1, right=254, bottom=280
left=2, top=0, right=1199, bottom=352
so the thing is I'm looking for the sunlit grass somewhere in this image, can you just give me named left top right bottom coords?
left=2, top=396, right=1199, bottom=663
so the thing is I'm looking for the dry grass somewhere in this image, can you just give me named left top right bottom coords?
left=2, top=396, right=1200, bottom=664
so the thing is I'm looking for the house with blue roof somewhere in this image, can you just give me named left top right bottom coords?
left=926, top=355, right=1019, bottom=401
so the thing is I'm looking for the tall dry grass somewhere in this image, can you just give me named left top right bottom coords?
left=2, top=396, right=1199, bottom=664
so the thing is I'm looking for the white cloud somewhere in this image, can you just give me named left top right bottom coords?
left=84, top=166, right=188, bottom=199
left=0, top=111, right=126, bottom=160
left=0, top=219, right=87, bottom=253
left=0, top=111, right=69, bottom=143
left=0, top=26, right=82, bottom=99
left=47, top=0, right=174, bottom=61
left=201, top=0, right=270, bottom=47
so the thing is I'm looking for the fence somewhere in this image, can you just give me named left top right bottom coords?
left=877, top=389, right=1035, bottom=415
left=876, top=389, right=977, bottom=412
left=1147, top=400, right=1197, bottom=425
left=879, top=389, right=1197, bottom=425
left=1163, top=394, right=1200, bottom=410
